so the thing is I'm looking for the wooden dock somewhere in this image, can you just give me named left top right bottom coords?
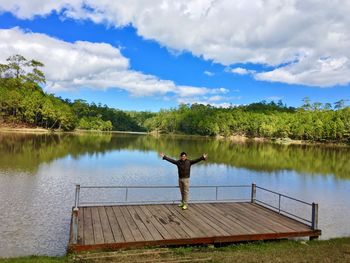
left=68, top=202, right=321, bottom=252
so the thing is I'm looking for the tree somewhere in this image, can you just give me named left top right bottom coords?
left=21, top=91, right=43, bottom=124
left=1, top=54, right=45, bottom=91
left=324, top=103, right=332, bottom=110
left=312, top=102, right=323, bottom=111
left=334, top=99, right=346, bottom=110
left=301, top=97, right=311, bottom=110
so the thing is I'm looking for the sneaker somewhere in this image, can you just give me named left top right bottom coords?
left=182, top=205, right=188, bottom=210
left=178, top=202, right=184, bottom=208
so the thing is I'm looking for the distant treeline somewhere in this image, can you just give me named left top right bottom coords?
left=0, top=55, right=349, bottom=142
left=144, top=101, right=350, bottom=141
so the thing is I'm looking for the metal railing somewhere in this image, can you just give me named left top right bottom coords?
left=74, top=184, right=252, bottom=206
left=73, top=183, right=319, bottom=230
left=251, top=184, right=318, bottom=230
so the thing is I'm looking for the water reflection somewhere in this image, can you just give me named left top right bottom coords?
left=0, top=132, right=349, bottom=179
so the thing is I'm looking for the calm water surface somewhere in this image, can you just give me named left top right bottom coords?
left=0, top=132, right=349, bottom=257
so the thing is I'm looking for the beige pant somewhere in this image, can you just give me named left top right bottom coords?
left=179, top=178, right=190, bottom=205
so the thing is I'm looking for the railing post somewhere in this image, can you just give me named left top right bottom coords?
left=278, top=194, right=281, bottom=214
left=74, top=184, right=80, bottom=211
left=251, top=183, right=256, bottom=203
left=215, top=186, right=218, bottom=201
left=72, top=184, right=80, bottom=245
left=125, top=187, right=129, bottom=202
left=311, top=202, right=319, bottom=230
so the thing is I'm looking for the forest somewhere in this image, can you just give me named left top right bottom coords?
left=1, top=55, right=349, bottom=142
left=0, top=55, right=150, bottom=131
left=144, top=100, right=350, bottom=141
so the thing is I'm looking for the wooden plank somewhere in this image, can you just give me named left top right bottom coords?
left=98, top=207, right=115, bottom=244
left=220, top=203, right=277, bottom=233
left=214, top=203, right=274, bottom=233
left=105, top=206, right=124, bottom=243
left=185, top=206, right=230, bottom=236
left=163, top=204, right=207, bottom=238
left=234, top=203, right=295, bottom=233
left=158, top=205, right=190, bottom=239
left=207, top=204, right=258, bottom=234
left=174, top=205, right=220, bottom=237
left=216, top=203, right=267, bottom=233
left=83, top=207, right=95, bottom=245
left=112, top=206, right=135, bottom=242
left=119, top=206, right=144, bottom=242
left=139, top=205, right=173, bottom=240
left=192, top=203, right=247, bottom=235
left=77, top=208, right=84, bottom=245
left=91, top=207, right=104, bottom=244
left=160, top=205, right=200, bottom=238
left=145, top=205, right=187, bottom=239
left=200, top=203, right=256, bottom=235
left=191, top=204, right=237, bottom=236
left=133, top=205, right=164, bottom=240
left=127, top=206, right=155, bottom=241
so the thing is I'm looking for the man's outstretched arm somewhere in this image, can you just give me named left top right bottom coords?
left=190, top=153, right=208, bottom=165
left=160, top=152, right=178, bottom=165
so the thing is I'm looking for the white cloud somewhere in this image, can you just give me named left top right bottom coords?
left=0, top=28, right=227, bottom=101
left=230, top=67, right=255, bottom=75
left=255, top=56, right=350, bottom=87
left=208, top=95, right=224, bottom=102
left=175, top=86, right=210, bottom=98
left=2, top=0, right=350, bottom=86
left=204, top=70, right=214, bottom=76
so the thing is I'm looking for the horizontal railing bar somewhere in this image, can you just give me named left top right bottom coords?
left=79, top=185, right=252, bottom=189
left=255, top=199, right=282, bottom=212
left=256, top=200, right=311, bottom=224
left=256, top=186, right=312, bottom=206
left=80, top=198, right=250, bottom=204
left=79, top=199, right=249, bottom=206
left=80, top=200, right=177, bottom=205
left=195, top=199, right=250, bottom=203
left=279, top=209, right=312, bottom=224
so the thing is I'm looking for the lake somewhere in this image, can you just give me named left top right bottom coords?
left=0, top=132, right=349, bottom=258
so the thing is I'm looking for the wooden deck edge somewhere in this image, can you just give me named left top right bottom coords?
left=67, top=230, right=322, bottom=253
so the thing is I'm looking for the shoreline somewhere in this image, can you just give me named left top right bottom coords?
left=0, top=127, right=348, bottom=147
left=0, top=237, right=349, bottom=262
left=0, top=127, right=148, bottom=135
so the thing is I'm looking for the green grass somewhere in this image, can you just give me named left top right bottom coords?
left=1, top=238, right=350, bottom=263
left=172, top=238, right=350, bottom=263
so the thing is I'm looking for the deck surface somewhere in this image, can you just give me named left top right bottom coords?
left=69, top=202, right=321, bottom=252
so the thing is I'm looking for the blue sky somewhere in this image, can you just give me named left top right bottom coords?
left=0, top=1, right=349, bottom=111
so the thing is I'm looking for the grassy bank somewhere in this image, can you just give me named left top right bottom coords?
left=1, top=237, right=349, bottom=263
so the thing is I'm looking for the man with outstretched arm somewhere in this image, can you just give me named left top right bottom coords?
left=160, top=152, right=208, bottom=210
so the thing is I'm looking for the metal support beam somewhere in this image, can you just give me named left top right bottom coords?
left=74, top=184, right=80, bottom=211
left=311, top=202, right=319, bottom=230
left=251, top=183, right=256, bottom=203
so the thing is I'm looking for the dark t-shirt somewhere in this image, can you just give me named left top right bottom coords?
left=163, top=155, right=205, bottom=178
